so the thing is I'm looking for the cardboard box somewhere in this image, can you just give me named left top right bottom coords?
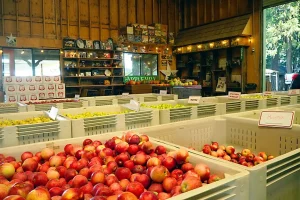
left=56, top=91, right=65, bottom=99
left=3, top=76, right=15, bottom=85
left=16, top=84, right=27, bottom=93
left=25, top=76, right=35, bottom=84
left=6, top=94, right=17, bottom=103
left=142, top=36, right=149, bottom=43
left=38, top=92, right=47, bottom=100
left=28, top=93, right=39, bottom=101
left=15, top=77, right=25, bottom=84
left=18, top=94, right=29, bottom=102
left=47, top=91, right=56, bottom=99
left=34, top=76, right=43, bottom=83
left=47, top=84, right=56, bottom=92
left=148, top=26, right=155, bottom=36
left=5, top=85, right=16, bottom=94
left=56, top=83, right=65, bottom=91
left=37, top=84, right=47, bottom=92
left=141, top=25, right=148, bottom=35
left=27, top=84, right=37, bottom=93
left=43, top=76, right=53, bottom=84
left=53, top=76, right=61, bottom=84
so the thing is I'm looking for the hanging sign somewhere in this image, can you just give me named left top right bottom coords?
left=258, top=111, right=294, bottom=128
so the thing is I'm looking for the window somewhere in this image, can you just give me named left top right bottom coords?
left=124, top=53, right=158, bottom=76
left=263, top=0, right=300, bottom=91
left=1, top=48, right=60, bottom=77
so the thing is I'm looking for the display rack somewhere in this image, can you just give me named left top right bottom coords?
left=61, top=48, right=124, bottom=97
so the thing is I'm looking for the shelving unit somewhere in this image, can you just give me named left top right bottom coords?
left=61, top=48, right=124, bottom=97
left=176, top=46, right=247, bottom=96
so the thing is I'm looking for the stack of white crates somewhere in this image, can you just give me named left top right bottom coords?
left=3, top=76, right=65, bottom=102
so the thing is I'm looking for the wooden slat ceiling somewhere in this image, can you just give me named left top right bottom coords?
left=175, top=14, right=252, bottom=46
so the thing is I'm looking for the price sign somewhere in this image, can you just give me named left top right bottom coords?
left=228, top=91, right=241, bottom=100
left=129, top=100, right=140, bottom=112
left=263, top=91, right=274, bottom=96
left=160, top=90, right=167, bottom=95
left=188, top=96, right=201, bottom=104
left=122, top=93, right=129, bottom=96
left=258, top=111, right=295, bottom=128
left=75, top=94, right=80, bottom=101
left=288, top=89, right=300, bottom=96
left=48, top=106, right=58, bottom=120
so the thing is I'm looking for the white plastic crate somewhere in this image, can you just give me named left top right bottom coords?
left=80, top=96, right=118, bottom=106
left=200, top=97, right=246, bottom=113
left=0, top=111, right=71, bottom=148
left=24, top=99, right=89, bottom=111
left=241, top=93, right=295, bottom=107
left=133, top=115, right=300, bottom=200
left=0, top=132, right=249, bottom=200
left=0, top=102, right=27, bottom=113
left=159, top=94, right=178, bottom=101
left=58, top=105, right=159, bottom=138
left=140, top=100, right=197, bottom=124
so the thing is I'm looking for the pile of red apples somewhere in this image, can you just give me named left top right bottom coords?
left=0, top=132, right=223, bottom=200
left=202, top=142, right=274, bottom=167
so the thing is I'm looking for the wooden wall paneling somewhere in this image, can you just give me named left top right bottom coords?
left=190, top=0, right=197, bottom=27
left=174, top=0, right=179, bottom=33
left=98, top=0, right=102, bottom=40
left=238, top=0, right=252, bottom=15
left=152, top=0, right=159, bottom=23
left=3, top=0, right=15, bottom=16
left=79, top=0, right=88, bottom=39
left=136, top=0, right=145, bottom=24
left=68, top=0, right=78, bottom=38
left=15, top=0, right=19, bottom=36
left=205, top=0, right=212, bottom=23
left=127, top=0, right=136, bottom=24
left=168, top=0, right=175, bottom=33
left=119, top=0, right=128, bottom=28
left=197, top=0, right=205, bottom=25
left=1, top=0, right=4, bottom=36
left=110, top=0, right=118, bottom=29
left=220, top=0, right=229, bottom=19
left=66, top=0, right=70, bottom=37
left=44, top=0, right=56, bottom=39
left=228, top=0, right=238, bottom=17
left=183, top=0, right=189, bottom=28
left=101, top=0, right=109, bottom=37
left=77, top=0, right=80, bottom=38
left=145, top=0, right=153, bottom=25
left=160, top=0, right=168, bottom=25
left=55, top=0, right=58, bottom=39
left=213, top=0, right=220, bottom=21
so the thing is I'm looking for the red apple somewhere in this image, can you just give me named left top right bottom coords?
left=119, top=179, right=130, bottom=191
left=210, top=151, right=218, bottom=157
left=140, top=135, right=149, bottom=142
left=11, top=173, right=27, bottom=182
left=175, top=149, right=189, bottom=164
left=71, top=175, right=88, bottom=188
left=194, top=163, right=210, bottom=181
left=133, top=154, right=146, bottom=166
left=0, top=184, right=9, bottom=200
left=105, top=174, right=119, bottom=186
left=154, top=146, right=166, bottom=155
left=123, top=160, right=135, bottom=171
left=216, top=149, right=225, bottom=157
left=157, top=192, right=171, bottom=200
left=8, top=182, right=34, bottom=198
left=32, top=172, right=48, bottom=187
left=150, top=165, right=169, bottom=183
left=223, top=155, right=231, bottom=161
left=207, top=174, right=221, bottom=184
left=258, top=152, right=268, bottom=161
left=171, top=169, right=183, bottom=180
left=56, top=166, right=67, bottom=178
left=134, top=174, right=150, bottom=188
left=117, top=192, right=138, bottom=200
left=92, top=140, right=102, bottom=148
left=230, top=153, right=238, bottom=160
left=46, top=179, right=61, bottom=189
left=94, top=185, right=112, bottom=196
left=3, top=195, right=26, bottom=200
left=225, top=146, right=235, bottom=155
left=49, top=187, right=64, bottom=197
left=132, top=165, right=144, bottom=174
left=181, top=176, right=202, bottom=193
left=162, top=177, right=177, bottom=192
left=231, top=159, right=238, bottom=164
left=268, top=155, right=274, bottom=160
left=22, top=158, right=38, bottom=172
left=20, top=152, right=33, bottom=162
left=115, top=153, right=130, bottom=167
left=79, top=168, right=90, bottom=179
left=80, top=182, right=93, bottom=195
left=127, top=145, right=139, bottom=155
left=61, top=188, right=83, bottom=200
left=90, top=171, right=105, bottom=185
left=109, top=182, right=122, bottom=193
left=241, top=149, right=251, bottom=157
left=162, top=156, right=176, bottom=171
left=47, top=169, right=60, bottom=180
left=146, top=157, right=161, bottom=168
left=139, top=191, right=158, bottom=200
left=105, top=139, right=116, bottom=150
left=64, top=169, right=78, bottom=182
left=254, top=156, right=264, bottom=165
left=181, top=163, right=194, bottom=173
left=107, top=161, right=118, bottom=173
left=210, top=142, right=219, bottom=151
left=246, top=153, right=255, bottom=162
left=128, top=135, right=140, bottom=145
left=115, top=167, right=131, bottom=181
left=202, top=145, right=211, bottom=154
left=148, top=183, right=163, bottom=193
left=26, top=186, right=51, bottom=200
left=83, top=139, right=93, bottom=146
left=41, top=148, right=55, bottom=161
left=126, top=181, right=144, bottom=198
left=130, top=173, right=140, bottom=183
left=170, top=185, right=181, bottom=197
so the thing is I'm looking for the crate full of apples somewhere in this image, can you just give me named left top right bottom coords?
left=23, top=99, right=89, bottom=111
left=59, top=105, right=159, bottom=138
left=0, top=111, right=71, bottom=148
left=202, top=142, right=274, bottom=167
left=0, top=131, right=249, bottom=200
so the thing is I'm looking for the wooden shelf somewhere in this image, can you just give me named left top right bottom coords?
left=63, top=48, right=123, bottom=52
left=78, top=67, right=123, bottom=69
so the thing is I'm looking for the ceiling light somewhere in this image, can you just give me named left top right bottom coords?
left=21, top=50, right=25, bottom=54
left=41, top=49, right=44, bottom=53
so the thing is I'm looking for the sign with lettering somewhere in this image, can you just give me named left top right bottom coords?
left=75, top=94, right=80, bottom=101
left=124, top=76, right=158, bottom=83
left=160, top=90, right=167, bottom=95
left=122, top=93, right=129, bottom=96
left=228, top=91, right=241, bottom=100
left=263, top=91, right=274, bottom=96
left=288, top=89, right=300, bottom=96
left=188, top=96, right=201, bottom=104
left=258, top=111, right=294, bottom=128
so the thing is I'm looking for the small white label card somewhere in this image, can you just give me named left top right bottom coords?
left=258, top=111, right=295, bottom=128
left=228, top=91, right=241, bottom=100
left=288, top=89, right=300, bottom=96
left=122, top=93, right=129, bottom=96
left=48, top=106, right=59, bottom=120
left=75, top=94, right=80, bottom=101
left=188, top=96, right=201, bottom=104
left=129, top=100, right=140, bottom=112
left=160, top=90, right=167, bottom=95
left=263, top=91, right=274, bottom=96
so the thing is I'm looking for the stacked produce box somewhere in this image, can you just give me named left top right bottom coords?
left=3, top=76, right=65, bottom=102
